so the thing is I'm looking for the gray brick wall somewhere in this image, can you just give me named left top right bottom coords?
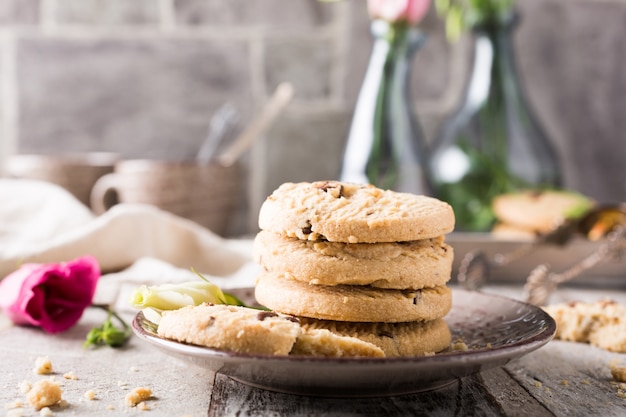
left=1, top=0, right=625, bottom=234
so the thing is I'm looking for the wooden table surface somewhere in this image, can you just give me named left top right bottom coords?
left=1, top=284, right=625, bottom=417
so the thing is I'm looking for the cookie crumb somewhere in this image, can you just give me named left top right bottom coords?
left=63, top=372, right=78, bottom=380
left=450, top=340, right=468, bottom=352
left=533, top=381, right=542, bottom=388
left=39, top=407, right=52, bottom=417
left=560, top=379, right=569, bottom=386
left=610, top=364, right=626, bottom=383
left=18, top=381, right=32, bottom=394
left=33, top=357, right=53, bottom=375
left=84, top=389, right=96, bottom=400
left=26, top=379, right=63, bottom=411
left=4, top=400, right=23, bottom=409
left=137, top=401, right=150, bottom=411
left=125, top=387, right=152, bottom=407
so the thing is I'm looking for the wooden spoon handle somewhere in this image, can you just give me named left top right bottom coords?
left=217, top=83, right=294, bottom=167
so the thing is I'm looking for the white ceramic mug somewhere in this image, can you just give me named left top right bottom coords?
left=90, top=159, right=242, bottom=236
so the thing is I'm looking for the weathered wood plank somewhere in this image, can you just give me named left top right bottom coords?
left=478, top=367, right=555, bottom=417
left=505, top=341, right=626, bottom=417
left=208, top=367, right=544, bottom=417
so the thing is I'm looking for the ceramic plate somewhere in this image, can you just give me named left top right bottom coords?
left=132, top=288, right=556, bottom=398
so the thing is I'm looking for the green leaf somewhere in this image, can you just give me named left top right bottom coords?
left=84, top=307, right=131, bottom=349
left=221, top=291, right=246, bottom=307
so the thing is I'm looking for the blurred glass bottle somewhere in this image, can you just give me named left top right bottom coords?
left=340, top=20, right=431, bottom=195
left=429, top=11, right=561, bottom=231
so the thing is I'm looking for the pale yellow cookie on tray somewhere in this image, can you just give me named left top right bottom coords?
left=258, top=181, right=455, bottom=243
left=491, top=222, right=538, bottom=240
left=492, top=190, right=594, bottom=234
left=157, top=303, right=300, bottom=355
left=255, top=271, right=452, bottom=323
left=253, top=230, right=453, bottom=290
left=299, top=317, right=451, bottom=357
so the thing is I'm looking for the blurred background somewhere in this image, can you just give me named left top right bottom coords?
left=0, top=0, right=624, bottom=236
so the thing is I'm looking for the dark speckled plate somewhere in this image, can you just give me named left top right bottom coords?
left=132, top=288, right=556, bottom=398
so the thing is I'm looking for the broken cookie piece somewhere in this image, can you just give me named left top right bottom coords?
left=543, top=300, right=626, bottom=352
left=157, top=303, right=301, bottom=355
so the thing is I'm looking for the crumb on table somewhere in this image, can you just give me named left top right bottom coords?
left=26, top=379, right=63, bottom=411
left=63, top=371, right=78, bottom=380
left=18, top=381, right=31, bottom=394
left=125, top=387, right=153, bottom=407
left=84, top=389, right=96, bottom=401
left=33, top=357, right=53, bottom=375
left=4, top=400, right=23, bottom=409
left=611, top=364, right=626, bottom=383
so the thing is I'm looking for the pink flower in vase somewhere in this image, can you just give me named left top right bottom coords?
left=368, top=0, right=430, bottom=25
left=0, top=256, right=100, bottom=333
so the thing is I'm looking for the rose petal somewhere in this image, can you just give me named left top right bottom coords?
left=0, top=264, right=48, bottom=326
left=0, top=264, right=44, bottom=308
left=405, top=0, right=429, bottom=25
left=0, top=256, right=100, bottom=333
left=367, top=0, right=429, bottom=25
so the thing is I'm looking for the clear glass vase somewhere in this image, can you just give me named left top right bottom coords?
left=340, top=20, right=430, bottom=195
left=428, top=12, right=561, bottom=231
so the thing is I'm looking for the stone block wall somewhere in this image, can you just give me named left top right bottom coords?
left=1, top=0, right=624, bottom=234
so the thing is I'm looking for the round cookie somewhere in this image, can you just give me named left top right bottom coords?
left=298, top=317, right=451, bottom=357
left=492, top=190, right=594, bottom=234
left=258, top=181, right=455, bottom=243
left=254, top=272, right=452, bottom=323
left=157, top=303, right=300, bottom=355
left=254, top=230, right=453, bottom=289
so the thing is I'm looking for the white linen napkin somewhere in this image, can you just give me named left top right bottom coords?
left=0, top=179, right=254, bottom=281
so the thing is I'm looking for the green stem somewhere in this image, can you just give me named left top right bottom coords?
left=84, top=304, right=131, bottom=349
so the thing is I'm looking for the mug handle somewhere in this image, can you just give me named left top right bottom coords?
left=90, top=173, right=120, bottom=214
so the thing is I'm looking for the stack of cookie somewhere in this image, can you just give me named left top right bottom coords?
left=253, top=181, right=455, bottom=357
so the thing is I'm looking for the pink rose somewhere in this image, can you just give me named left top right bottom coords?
left=368, top=0, right=430, bottom=25
left=0, top=256, right=100, bottom=333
